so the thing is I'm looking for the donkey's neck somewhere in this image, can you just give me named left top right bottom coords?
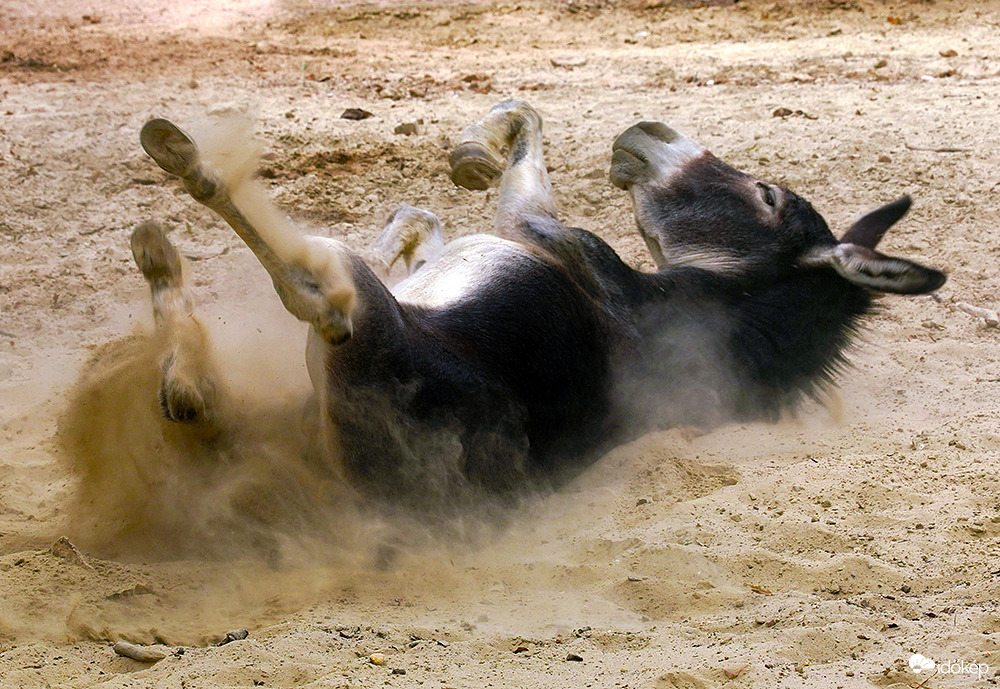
left=627, top=268, right=874, bottom=428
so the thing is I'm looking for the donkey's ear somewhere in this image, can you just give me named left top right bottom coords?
left=840, top=196, right=912, bottom=249
left=801, top=243, right=946, bottom=294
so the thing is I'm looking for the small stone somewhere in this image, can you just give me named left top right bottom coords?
left=219, top=629, right=249, bottom=645
left=900, top=584, right=911, bottom=593
left=342, top=108, right=373, bottom=120
left=724, top=664, right=748, bottom=679
left=112, top=641, right=166, bottom=663
left=940, top=49, right=958, bottom=58
left=566, top=653, right=584, bottom=662
left=551, top=56, right=588, bottom=69
left=878, top=155, right=892, bottom=163
left=394, top=122, right=419, bottom=136
left=635, top=498, right=649, bottom=506
left=51, top=537, right=92, bottom=569
left=391, top=668, right=406, bottom=675
left=370, top=652, right=386, bottom=665
left=773, top=107, right=793, bottom=118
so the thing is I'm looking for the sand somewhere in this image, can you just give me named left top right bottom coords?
left=1, top=0, right=999, bottom=686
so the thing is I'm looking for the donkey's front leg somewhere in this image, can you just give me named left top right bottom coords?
left=140, top=119, right=356, bottom=345
left=450, top=100, right=607, bottom=296
left=450, top=100, right=558, bottom=232
left=373, top=203, right=445, bottom=276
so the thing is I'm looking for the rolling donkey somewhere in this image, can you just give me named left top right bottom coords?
left=136, top=100, right=945, bottom=513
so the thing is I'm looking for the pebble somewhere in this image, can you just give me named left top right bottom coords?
left=566, top=653, right=584, bottom=662
left=50, top=537, right=93, bottom=569
left=551, top=56, right=588, bottom=69
left=724, top=664, right=748, bottom=679
left=112, top=641, right=166, bottom=663
left=342, top=108, right=373, bottom=121
left=394, top=122, right=419, bottom=136
left=370, top=652, right=386, bottom=665
left=219, top=629, right=249, bottom=645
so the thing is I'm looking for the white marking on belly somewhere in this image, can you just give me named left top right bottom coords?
left=392, top=235, right=539, bottom=308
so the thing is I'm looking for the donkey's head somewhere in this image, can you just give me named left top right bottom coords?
left=610, top=122, right=945, bottom=294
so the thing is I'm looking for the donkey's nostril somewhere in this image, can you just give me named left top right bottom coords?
left=634, top=121, right=680, bottom=144
left=610, top=148, right=649, bottom=189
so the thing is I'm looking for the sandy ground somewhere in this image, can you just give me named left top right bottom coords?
left=2, top=0, right=1000, bottom=687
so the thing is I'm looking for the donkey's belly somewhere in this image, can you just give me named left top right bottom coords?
left=392, top=235, right=544, bottom=308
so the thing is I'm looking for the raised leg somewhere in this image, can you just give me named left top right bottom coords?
left=373, top=203, right=445, bottom=276
left=450, top=100, right=610, bottom=298
left=130, top=221, right=217, bottom=423
left=449, top=100, right=558, bottom=232
left=140, top=118, right=356, bottom=344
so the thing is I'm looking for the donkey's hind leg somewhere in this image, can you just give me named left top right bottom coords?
left=140, top=118, right=356, bottom=345
left=131, top=221, right=217, bottom=424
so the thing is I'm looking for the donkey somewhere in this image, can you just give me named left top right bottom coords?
left=135, top=100, right=945, bottom=514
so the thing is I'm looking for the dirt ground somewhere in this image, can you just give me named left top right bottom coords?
left=2, top=0, right=1000, bottom=687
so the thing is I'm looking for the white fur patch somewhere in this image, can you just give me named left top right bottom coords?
left=658, top=246, right=747, bottom=273
left=393, top=235, right=540, bottom=308
left=646, top=135, right=706, bottom=184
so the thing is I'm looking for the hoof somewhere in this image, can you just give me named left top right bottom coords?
left=158, top=352, right=213, bottom=424
left=449, top=142, right=503, bottom=191
left=316, top=309, right=353, bottom=345
left=140, top=118, right=199, bottom=178
left=131, top=221, right=183, bottom=286
left=158, top=377, right=205, bottom=423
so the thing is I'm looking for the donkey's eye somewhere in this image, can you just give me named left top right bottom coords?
left=757, top=182, right=776, bottom=207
